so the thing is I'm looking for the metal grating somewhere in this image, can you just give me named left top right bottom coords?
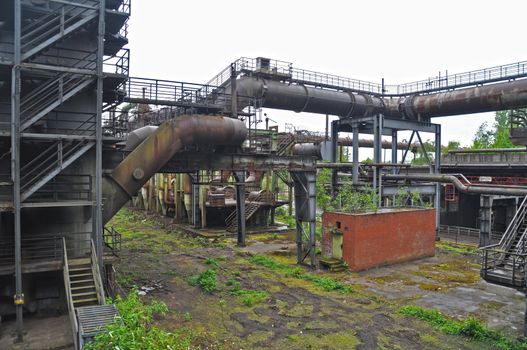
left=78, top=304, right=119, bottom=337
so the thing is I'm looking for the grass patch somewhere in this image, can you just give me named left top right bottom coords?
left=436, top=241, right=478, bottom=255
left=85, top=291, right=196, bottom=350
left=187, top=269, right=218, bottom=293
left=250, top=255, right=353, bottom=294
left=400, top=305, right=527, bottom=350
left=231, top=289, right=270, bottom=307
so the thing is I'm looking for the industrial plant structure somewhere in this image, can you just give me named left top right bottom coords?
left=3, top=0, right=527, bottom=346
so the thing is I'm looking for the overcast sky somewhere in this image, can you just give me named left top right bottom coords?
left=127, top=0, right=527, bottom=148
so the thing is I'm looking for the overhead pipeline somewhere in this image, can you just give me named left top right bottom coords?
left=235, top=76, right=527, bottom=120
left=383, top=173, right=527, bottom=196
left=102, top=115, right=247, bottom=224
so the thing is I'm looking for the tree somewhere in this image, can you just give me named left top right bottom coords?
left=471, top=110, right=519, bottom=149
left=441, top=140, right=461, bottom=156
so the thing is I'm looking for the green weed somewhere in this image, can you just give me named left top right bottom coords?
left=400, top=305, right=527, bottom=350
left=187, top=269, right=218, bottom=293
left=85, top=290, right=196, bottom=350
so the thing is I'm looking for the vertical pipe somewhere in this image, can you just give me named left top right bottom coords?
left=308, top=172, right=317, bottom=267
left=12, top=0, right=23, bottom=340
left=95, top=0, right=106, bottom=275
left=391, top=129, right=398, bottom=175
left=192, top=175, right=199, bottom=228
left=330, top=121, right=339, bottom=193
left=230, top=64, right=237, bottom=119
left=434, top=125, right=441, bottom=239
left=270, top=171, right=277, bottom=225
left=352, top=127, right=359, bottom=185
left=235, top=171, right=246, bottom=246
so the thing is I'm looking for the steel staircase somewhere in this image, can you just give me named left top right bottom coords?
left=20, top=73, right=94, bottom=131
left=481, top=195, right=527, bottom=288
left=19, top=140, right=94, bottom=201
left=63, top=238, right=118, bottom=349
left=225, top=192, right=263, bottom=232
left=276, top=133, right=295, bottom=155
left=21, top=1, right=99, bottom=61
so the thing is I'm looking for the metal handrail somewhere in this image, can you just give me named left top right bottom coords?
left=90, top=239, right=106, bottom=305
left=206, top=57, right=527, bottom=97
left=62, top=237, right=79, bottom=350
left=499, top=195, right=527, bottom=251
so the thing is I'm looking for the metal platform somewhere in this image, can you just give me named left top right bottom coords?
left=77, top=304, right=120, bottom=348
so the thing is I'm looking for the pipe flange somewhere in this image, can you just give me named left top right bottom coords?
left=132, top=168, right=145, bottom=181
left=362, top=94, right=374, bottom=117
left=344, top=92, right=356, bottom=118
left=296, top=84, right=311, bottom=113
left=402, top=95, right=417, bottom=120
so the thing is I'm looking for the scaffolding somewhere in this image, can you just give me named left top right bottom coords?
left=1, top=0, right=130, bottom=339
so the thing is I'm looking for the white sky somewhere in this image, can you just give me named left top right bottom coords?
left=127, top=0, right=527, bottom=148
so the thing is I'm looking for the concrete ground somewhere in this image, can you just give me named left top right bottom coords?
left=0, top=315, right=73, bottom=350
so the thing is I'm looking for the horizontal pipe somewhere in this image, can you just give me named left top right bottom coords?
left=384, top=173, right=527, bottom=196
left=235, top=76, right=527, bottom=120
left=102, top=115, right=247, bottom=223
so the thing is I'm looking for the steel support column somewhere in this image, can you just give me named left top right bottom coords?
left=292, top=171, right=317, bottom=267
left=12, top=0, right=23, bottom=340
left=480, top=195, right=493, bottom=247
left=230, top=64, right=238, bottom=119
left=234, top=171, right=246, bottom=247
left=95, top=0, right=106, bottom=273
left=434, top=125, right=441, bottom=239
left=391, top=129, right=398, bottom=175
left=330, top=120, right=339, bottom=193
left=352, top=127, right=359, bottom=185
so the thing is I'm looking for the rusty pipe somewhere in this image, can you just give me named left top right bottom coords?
left=236, top=77, right=385, bottom=117
left=102, top=115, right=247, bottom=223
left=384, top=173, right=527, bottom=196
left=235, top=76, right=527, bottom=120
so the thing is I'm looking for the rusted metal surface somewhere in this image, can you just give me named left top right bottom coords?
left=404, top=79, right=527, bottom=119
left=235, top=76, right=527, bottom=120
left=384, top=173, right=527, bottom=196
left=102, top=115, right=247, bottom=223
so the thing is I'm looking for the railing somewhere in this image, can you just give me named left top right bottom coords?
left=498, top=196, right=527, bottom=253
left=481, top=248, right=527, bottom=288
left=62, top=237, right=79, bottom=350
left=207, top=57, right=527, bottom=97
left=21, top=0, right=100, bottom=60
left=103, top=48, right=130, bottom=76
left=28, top=174, right=92, bottom=203
left=124, top=77, right=230, bottom=110
left=384, top=61, right=527, bottom=96
left=19, top=140, right=91, bottom=196
left=91, top=239, right=106, bottom=305
left=0, top=235, right=63, bottom=267
left=439, top=225, right=503, bottom=244
left=103, top=226, right=122, bottom=256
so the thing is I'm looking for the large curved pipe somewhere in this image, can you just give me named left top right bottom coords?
left=236, top=77, right=385, bottom=117
left=235, top=76, right=527, bottom=120
left=102, top=115, right=247, bottom=223
left=384, top=173, right=527, bottom=196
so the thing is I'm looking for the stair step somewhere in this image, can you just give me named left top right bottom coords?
left=70, top=278, right=94, bottom=284
left=73, top=297, right=98, bottom=305
left=70, top=273, right=93, bottom=278
left=69, top=267, right=91, bottom=272
left=71, top=285, right=96, bottom=291
left=72, top=291, right=97, bottom=298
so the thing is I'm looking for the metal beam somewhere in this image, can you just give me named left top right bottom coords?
left=12, top=0, right=23, bottom=341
